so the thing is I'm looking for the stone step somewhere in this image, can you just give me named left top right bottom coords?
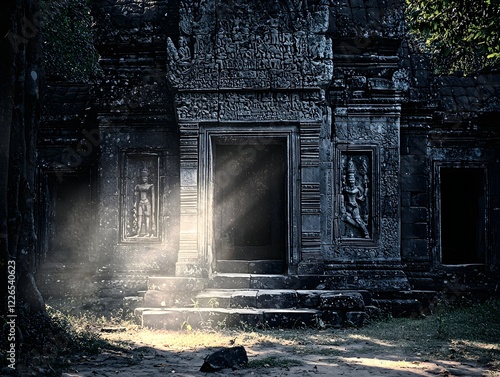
left=123, top=296, right=143, bottom=313
left=196, top=289, right=299, bottom=309
left=374, top=290, right=439, bottom=316
left=195, top=289, right=371, bottom=310
left=145, top=274, right=386, bottom=293
left=134, top=275, right=432, bottom=328
left=147, top=276, right=206, bottom=291
left=206, top=274, right=339, bottom=290
left=135, top=307, right=323, bottom=330
left=141, top=287, right=372, bottom=311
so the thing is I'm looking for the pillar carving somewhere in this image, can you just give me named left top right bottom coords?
left=176, top=123, right=202, bottom=276
left=298, top=122, right=324, bottom=274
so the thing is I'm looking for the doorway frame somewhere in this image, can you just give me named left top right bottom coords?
left=199, top=125, right=300, bottom=276
left=434, top=162, right=489, bottom=266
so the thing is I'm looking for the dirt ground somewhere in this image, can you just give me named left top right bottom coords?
left=58, top=326, right=499, bottom=377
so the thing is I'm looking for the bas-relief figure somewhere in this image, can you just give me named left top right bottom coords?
left=341, top=157, right=370, bottom=239
left=129, top=167, right=156, bottom=238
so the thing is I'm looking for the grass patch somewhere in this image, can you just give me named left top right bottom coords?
left=1, top=304, right=120, bottom=376
left=36, top=297, right=500, bottom=373
left=350, top=298, right=500, bottom=368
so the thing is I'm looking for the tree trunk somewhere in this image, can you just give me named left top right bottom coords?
left=1, top=0, right=45, bottom=346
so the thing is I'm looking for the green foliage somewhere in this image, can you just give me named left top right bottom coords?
left=41, top=0, right=101, bottom=81
left=46, top=305, right=107, bottom=353
left=406, top=0, right=500, bottom=74
left=431, top=298, right=500, bottom=342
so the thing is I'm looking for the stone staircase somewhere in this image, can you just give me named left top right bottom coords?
left=132, top=274, right=395, bottom=330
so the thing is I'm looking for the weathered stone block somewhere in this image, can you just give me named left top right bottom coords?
left=209, top=275, right=251, bottom=289
left=262, top=309, right=320, bottom=328
left=368, top=78, right=393, bottom=91
left=143, top=290, right=169, bottom=307
left=196, top=290, right=233, bottom=308
left=321, top=310, right=342, bottom=327
left=139, top=308, right=232, bottom=330
left=200, top=346, right=248, bottom=372
left=297, top=262, right=325, bottom=275
left=410, top=192, right=429, bottom=207
left=401, top=239, right=430, bottom=261
left=401, top=191, right=411, bottom=207
left=345, top=311, right=367, bottom=327
left=375, top=299, right=422, bottom=317
left=364, top=305, right=381, bottom=321
left=227, top=309, right=264, bottom=328
left=402, top=207, right=428, bottom=224
left=401, top=155, right=426, bottom=175
left=230, top=291, right=257, bottom=308
left=249, top=261, right=284, bottom=274
left=320, top=292, right=365, bottom=310
left=297, top=290, right=321, bottom=308
left=256, top=290, right=298, bottom=309
left=402, top=223, right=427, bottom=239
left=401, top=173, right=427, bottom=192
left=148, top=277, right=206, bottom=292
left=250, top=275, right=292, bottom=289
left=405, top=135, right=427, bottom=155
left=123, top=296, right=143, bottom=313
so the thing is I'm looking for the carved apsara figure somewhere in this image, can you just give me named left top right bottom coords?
left=131, top=167, right=156, bottom=237
left=178, top=36, right=191, bottom=62
left=341, top=158, right=370, bottom=239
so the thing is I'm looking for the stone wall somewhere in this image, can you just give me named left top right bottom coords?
left=90, top=0, right=180, bottom=272
left=36, top=0, right=500, bottom=306
left=400, top=68, right=500, bottom=292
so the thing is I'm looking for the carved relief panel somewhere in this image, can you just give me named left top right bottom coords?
left=175, top=91, right=324, bottom=122
left=120, top=152, right=161, bottom=243
left=166, top=0, right=333, bottom=92
left=335, top=146, right=378, bottom=243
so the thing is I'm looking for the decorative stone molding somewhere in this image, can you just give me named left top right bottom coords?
left=176, top=123, right=202, bottom=276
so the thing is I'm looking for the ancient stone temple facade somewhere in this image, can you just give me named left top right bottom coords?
left=36, top=0, right=500, bottom=320
left=163, top=0, right=409, bottom=291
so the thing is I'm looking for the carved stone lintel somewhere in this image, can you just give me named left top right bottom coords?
left=174, top=91, right=324, bottom=122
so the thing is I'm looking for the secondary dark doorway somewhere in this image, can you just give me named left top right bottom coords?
left=213, top=139, right=287, bottom=274
left=440, top=167, right=486, bottom=264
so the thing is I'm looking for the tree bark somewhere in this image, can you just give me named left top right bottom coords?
left=1, top=0, right=45, bottom=332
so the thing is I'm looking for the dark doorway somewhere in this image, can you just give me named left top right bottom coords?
left=440, top=168, right=486, bottom=264
left=213, top=139, right=287, bottom=274
left=38, top=173, right=94, bottom=264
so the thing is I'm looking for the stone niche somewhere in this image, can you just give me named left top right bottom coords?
left=324, top=103, right=408, bottom=291
left=120, top=152, right=161, bottom=243
left=336, top=146, right=377, bottom=242
left=97, top=126, right=178, bottom=273
left=328, top=106, right=402, bottom=264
